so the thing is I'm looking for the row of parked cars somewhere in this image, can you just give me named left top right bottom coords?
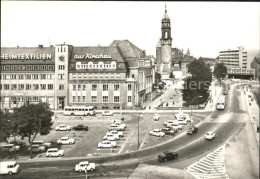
left=97, top=120, right=126, bottom=148
left=149, top=112, right=191, bottom=137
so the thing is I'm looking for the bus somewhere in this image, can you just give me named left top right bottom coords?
left=216, top=95, right=225, bottom=110
left=63, top=106, right=95, bottom=116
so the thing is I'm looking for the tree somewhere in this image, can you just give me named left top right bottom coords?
left=214, top=63, right=227, bottom=86
left=182, top=59, right=212, bottom=105
left=13, top=102, right=54, bottom=158
left=0, top=109, right=12, bottom=143
left=155, top=72, right=162, bottom=86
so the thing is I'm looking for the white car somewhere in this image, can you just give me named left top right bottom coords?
left=205, top=131, right=215, bottom=140
left=98, top=141, right=116, bottom=148
left=0, top=161, right=20, bottom=175
left=109, top=124, right=125, bottom=131
left=167, top=122, right=183, bottom=130
left=102, top=111, right=113, bottom=116
left=32, top=140, right=51, bottom=148
left=176, top=118, right=187, bottom=125
left=55, top=124, right=72, bottom=131
left=57, top=137, right=75, bottom=145
left=46, top=148, right=64, bottom=157
left=149, top=129, right=165, bottom=137
left=113, top=121, right=127, bottom=128
left=1, top=144, right=20, bottom=152
left=106, top=130, right=124, bottom=137
left=103, top=134, right=120, bottom=141
left=153, top=114, right=160, bottom=121
left=75, top=161, right=96, bottom=172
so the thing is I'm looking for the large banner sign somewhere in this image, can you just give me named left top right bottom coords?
left=74, top=53, right=112, bottom=59
left=1, top=53, right=52, bottom=60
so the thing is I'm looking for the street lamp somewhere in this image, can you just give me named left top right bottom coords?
left=190, top=96, right=203, bottom=126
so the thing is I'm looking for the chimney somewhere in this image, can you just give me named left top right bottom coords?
left=38, top=45, right=43, bottom=48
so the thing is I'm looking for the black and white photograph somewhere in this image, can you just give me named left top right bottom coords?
left=0, top=1, right=259, bottom=179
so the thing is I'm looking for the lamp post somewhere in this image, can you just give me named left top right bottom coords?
left=137, top=112, right=144, bottom=149
left=190, top=96, right=203, bottom=126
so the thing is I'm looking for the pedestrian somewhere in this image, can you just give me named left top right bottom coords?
left=73, top=130, right=75, bottom=137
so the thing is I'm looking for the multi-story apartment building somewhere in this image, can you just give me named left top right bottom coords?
left=0, top=41, right=155, bottom=110
left=219, top=47, right=255, bottom=79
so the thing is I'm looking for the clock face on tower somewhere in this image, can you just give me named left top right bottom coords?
left=163, top=23, right=167, bottom=27
left=59, top=55, right=65, bottom=61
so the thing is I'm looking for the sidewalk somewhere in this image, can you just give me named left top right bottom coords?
left=204, top=84, right=222, bottom=111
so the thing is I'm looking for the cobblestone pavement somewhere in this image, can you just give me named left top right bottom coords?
left=186, top=144, right=230, bottom=179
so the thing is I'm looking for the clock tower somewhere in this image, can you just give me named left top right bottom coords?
left=157, top=5, right=172, bottom=77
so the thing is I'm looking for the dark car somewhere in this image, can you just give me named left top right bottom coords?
left=158, top=151, right=178, bottom=162
left=187, top=126, right=198, bottom=135
left=223, top=90, right=228, bottom=95
left=160, top=128, right=175, bottom=136
left=72, top=124, right=88, bottom=131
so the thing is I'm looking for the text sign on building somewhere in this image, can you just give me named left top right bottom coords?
left=74, top=53, right=112, bottom=60
left=1, top=54, right=52, bottom=60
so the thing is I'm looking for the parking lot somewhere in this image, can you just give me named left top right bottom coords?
left=0, top=112, right=209, bottom=160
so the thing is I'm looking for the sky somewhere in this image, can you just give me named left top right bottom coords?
left=1, top=1, right=259, bottom=58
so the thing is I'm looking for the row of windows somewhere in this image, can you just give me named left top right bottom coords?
left=76, top=61, right=116, bottom=70
left=71, top=73, right=120, bottom=79
left=139, top=60, right=151, bottom=67
left=72, top=95, right=132, bottom=103
left=0, top=96, right=52, bottom=103
left=73, top=84, right=132, bottom=91
left=58, top=65, right=65, bottom=70
left=1, top=84, right=54, bottom=90
left=1, top=74, right=54, bottom=80
left=1, top=65, right=54, bottom=71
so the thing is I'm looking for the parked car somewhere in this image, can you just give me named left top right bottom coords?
left=113, top=121, right=127, bottom=128
left=176, top=118, right=187, bottom=125
left=103, top=134, right=119, bottom=141
left=153, top=114, right=160, bottom=121
left=102, top=111, right=113, bottom=116
left=75, top=161, right=95, bottom=172
left=158, top=151, right=178, bottom=162
left=205, top=131, right=215, bottom=140
left=167, top=122, right=183, bottom=130
left=55, top=124, right=72, bottom=131
left=57, top=137, right=75, bottom=145
left=106, top=130, right=124, bottom=137
left=223, top=90, right=228, bottom=95
left=98, top=141, right=116, bottom=148
left=163, top=120, right=175, bottom=126
left=32, top=140, right=51, bottom=148
left=0, top=161, right=20, bottom=175
left=1, top=144, right=20, bottom=152
left=149, top=129, right=165, bottom=137
left=46, top=148, right=64, bottom=157
left=187, top=126, right=198, bottom=135
left=160, top=128, right=175, bottom=136
left=73, top=124, right=88, bottom=131
left=109, top=124, right=125, bottom=131
left=28, top=145, right=46, bottom=152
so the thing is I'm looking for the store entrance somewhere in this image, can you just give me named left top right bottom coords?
left=58, top=98, right=65, bottom=110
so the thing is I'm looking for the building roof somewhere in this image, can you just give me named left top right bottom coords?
left=110, top=40, right=144, bottom=58
left=156, top=39, right=161, bottom=47
left=70, top=46, right=124, bottom=63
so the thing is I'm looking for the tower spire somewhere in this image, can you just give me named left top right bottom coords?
left=165, top=4, right=167, bottom=13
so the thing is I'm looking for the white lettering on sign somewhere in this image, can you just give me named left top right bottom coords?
left=74, top=53, right=112, bottom=59
left=1, top=54, right=52, bottom=60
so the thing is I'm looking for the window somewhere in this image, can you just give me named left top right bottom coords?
left=26, top=65, right=32, bottom=70
left=58, top=74, right=65, bottom=80
left=18, top=84, right=24, bottom=90
left=41, top=65, right=47, bottom=70
left=114, top=84, right=119, bottom=91
left=78, top=73, right=82, bottom=78
left=73, top=85, right=76, bottom=91
left=92, top=85, right=97, bottom=91
left=18, top=75, right=24, bottom=79
left=82, top=96, right=86, bottom=102
left=32, top=74, right=38, bottom=79
left=41, top=74, right=46, bottom=79
left=40, top=84, right=46, bottom=90
left=73, top=96, right=76, bottom=102
left=48, top=84, right=53, bottom=90
left=33, top=84, right=39, bottom=90
left=4, top=84, right=9, bottom=90
left=48, top=65, right=54, bottom=70
left=58, top=65, right=65, bottom=70
left=103, top=84, right=108, bottom=91
left=33, top=97, right=39, bottom=103
left=11, top=84, right=17, bottom=90
left=78, top=85, right=81, bottom=90
left=103, top=96, right=108, bottom=103
left=114, top=96, right=119, bottom=103
left=72, top=73, right=76, bottom=79
left=10, top=75, right=16, bottom=79
left=59, top=84, right=64, bottom=90
left=83, top=85, right=86, bottom=91
left=91, top=96, right=97, bottom=102
left=26, top=75, right=31, bottom=79
left=83, top=74, right=87, bottom=78
left=128, top=84, right=132, bottom=91
left=26, top=84, right=31, bottom=90
left=33, top=65, right=39, bottom=70
left=128, top=96, right=132, bottom=103
left=78, top=96, right=81, bottom=102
